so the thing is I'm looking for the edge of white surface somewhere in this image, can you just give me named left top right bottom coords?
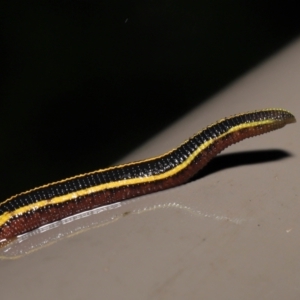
left=1, top=38, right=299, bottom=300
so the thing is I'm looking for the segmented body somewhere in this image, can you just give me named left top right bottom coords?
left=0, top=108, right=296, bottom=242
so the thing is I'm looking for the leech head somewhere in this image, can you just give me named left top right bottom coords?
left=252, top=109, right=296, bottom=123
left=244, top=109, right=296, bottom=134
left=280, top=111, right=296, bottom=124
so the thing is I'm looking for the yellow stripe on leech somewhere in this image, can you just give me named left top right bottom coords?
left=0, top=119, right=275, bottom=227
left=0, top=109, right=281, bottom=207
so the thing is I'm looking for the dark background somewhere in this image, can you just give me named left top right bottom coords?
left=0, top=1, right=300, bottom=201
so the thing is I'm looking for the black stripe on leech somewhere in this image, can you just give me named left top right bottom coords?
left=257, top=111, right=266, bottom=121
left=0, top=148, right=189, bottom=215
left=239, top=114, right=247, bottom=124
left=229, top=116, right=242, bottom=127
left=0, top=112, right=248, bottom=215
left=1, top=109, right=292, bottom=216
left=248, top=112, right=258, bottom=122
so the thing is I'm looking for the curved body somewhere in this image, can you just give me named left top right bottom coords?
left=0, top=109, right=296, bottom=242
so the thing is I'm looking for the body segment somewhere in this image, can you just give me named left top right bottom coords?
left=0, top=108, right=296, bottom=242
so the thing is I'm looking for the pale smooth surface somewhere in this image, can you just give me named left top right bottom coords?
left=1, top=38, right=300, bottom=299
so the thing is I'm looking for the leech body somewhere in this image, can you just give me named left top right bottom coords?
left=0, top=109, right=296, bottom=242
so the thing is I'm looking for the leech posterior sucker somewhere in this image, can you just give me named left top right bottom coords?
left=0, top=108, right=296, bottom=244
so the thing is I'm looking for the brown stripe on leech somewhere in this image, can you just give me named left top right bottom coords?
left=0, top=181, right=178, bottom=240
left=0, top=109, right=296, bottom=243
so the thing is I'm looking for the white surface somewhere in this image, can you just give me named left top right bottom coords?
left=1, top=38, right=299, bottom=299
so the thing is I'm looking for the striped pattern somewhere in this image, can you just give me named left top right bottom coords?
left=0, top=109, right=296, bottom=243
